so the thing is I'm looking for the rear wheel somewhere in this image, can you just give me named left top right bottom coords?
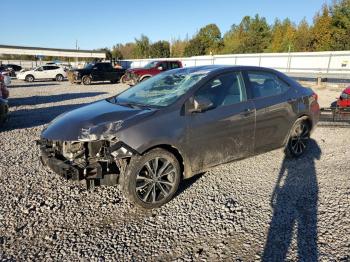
left=82, top=76, right=92, bottom=85
left=25, top=75, right=34, bottom=82
left=56, top=74, right=64, bottom=81
left=120, top=148, right=181, bottom=209
left=285, top=118, right=310, bottom=158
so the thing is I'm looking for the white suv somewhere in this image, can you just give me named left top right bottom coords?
left=17, top=65, right=67, bottom=82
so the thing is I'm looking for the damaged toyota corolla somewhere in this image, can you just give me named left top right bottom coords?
left=38, top=65, right=320, bottom=208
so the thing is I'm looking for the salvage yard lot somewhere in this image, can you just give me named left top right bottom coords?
left=0, top=80, right=349, bottom=260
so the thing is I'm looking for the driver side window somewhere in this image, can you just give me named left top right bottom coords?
left=195, top=72, right=247, bottom=108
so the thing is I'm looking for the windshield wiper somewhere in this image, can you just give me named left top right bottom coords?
left=117, top=100, right=152, bottom=110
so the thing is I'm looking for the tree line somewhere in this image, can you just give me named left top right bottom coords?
left=105, top=0, right=350, bottom=60
left=1, top=0, right=349, bottom=62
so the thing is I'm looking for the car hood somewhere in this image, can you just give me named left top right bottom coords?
left=127, top=68, right=150, bottom=74
left=72, top=68, right=90, bottom=74
left=41, top=99, right=156, bottom=141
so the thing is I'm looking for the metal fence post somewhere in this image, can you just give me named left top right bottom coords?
left=258, top=55, right=262, bottom=67
left=326, top=53, right=332, bottom=74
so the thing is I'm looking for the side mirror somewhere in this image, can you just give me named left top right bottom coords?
left=157, top=66, right=163, bottom=71
left=189, top=96, right=214, bottom=113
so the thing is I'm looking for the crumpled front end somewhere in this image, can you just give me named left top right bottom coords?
left=38, top=138, right=136, bottom=188
left=123, top=71, right=139, bottom=86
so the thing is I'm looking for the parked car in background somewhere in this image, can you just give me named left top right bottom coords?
left=0, top=74, right=9, bottom=125
left=332, top=86, right=350, bottom=108
left=0, top=71, right=11, bottom=86
left=67, top=62, right=125, bottom=85
left=121, top=60, right=182, bottom=85
left=38, top=65, right=320, bottom=209
left=0, top=64, right=22, bottom=77
left=17, top=65, right=67, bottom=82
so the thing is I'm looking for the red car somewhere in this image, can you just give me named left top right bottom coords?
left=121, top=60, right=182, bottom=85
left=333, top=86, right=350, bottom=108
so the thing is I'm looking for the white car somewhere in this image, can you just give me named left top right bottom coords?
left=17, top=65, right=67, bottom=82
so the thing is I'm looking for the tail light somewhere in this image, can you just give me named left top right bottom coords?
left=311, top=92, right=318, bottom=101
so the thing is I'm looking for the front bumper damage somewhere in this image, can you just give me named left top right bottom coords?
left=123, top=72, right=139, bottom=86
left=37, top=138, right=136, bottom=188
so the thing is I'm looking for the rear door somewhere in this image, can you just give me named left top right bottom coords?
left=245, top=70, right=297, bottom=153
left=186, top=71, right=255, bottom=172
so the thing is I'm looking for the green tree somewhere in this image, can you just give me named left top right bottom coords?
left=310, top=5, right=333, bottom=51
left=149, top=41, right=170, bottom=58
left=330, top=0, right=350, bottom=50
left=197, top=23, right=223, bottom=54
left=133, top=35, right=150, bottom=58
left=269, top=18, right=296, bottom=52
left=111, top=44, right=124, bottom=59
left=170, top=38, right=188, bottom=57
left=294, top=18, right=312, bottom=52
left=241, top=15, right=271, bottom=53
left=184, top=37, right=206, bottom=57
left=221, top=24, right=245, bottom=54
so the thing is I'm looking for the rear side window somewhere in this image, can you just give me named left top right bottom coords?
left=169, top=62, right=180, bottom=69
left=247, top=71, right=289, bottom=98
left=195, top=72, right=247, bottom=107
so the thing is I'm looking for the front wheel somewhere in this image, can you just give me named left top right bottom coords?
left=25, top=75, right=34, bottom=82
left=82, top=76, right=92, bottom=85
left=56, top=74, right=64, bottom=81
left=120, top=148, right=181, bottom=209
left=285, top=118, right=310, bottom=158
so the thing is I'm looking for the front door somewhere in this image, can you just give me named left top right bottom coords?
left=186, top=71, right=256, bottom=173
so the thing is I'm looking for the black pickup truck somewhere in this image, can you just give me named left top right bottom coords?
left=68, top=62, right=125, bottom=85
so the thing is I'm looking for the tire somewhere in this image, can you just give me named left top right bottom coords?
left=82, top=76, right=92, bottom=85
left=120, top=148, right=181, bottom=209
left=56, top=74, right=64, bottom=82
left=285, top=117, right=311, bottom=158
left=25, top=75, right=34, bottom=82
left=120, top=74, right=126, bottom=84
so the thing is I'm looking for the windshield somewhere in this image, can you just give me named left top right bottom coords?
left=143, top=61, right=158, bottom=69
left=115, top=69, right=208, bottom=107
left=85, top=63, right=95, bottom=69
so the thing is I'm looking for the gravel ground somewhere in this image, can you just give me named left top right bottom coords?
left=0, top=80, right=349, bottom=261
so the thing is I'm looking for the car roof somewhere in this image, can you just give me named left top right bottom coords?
left=171, top=65, right=281, bottom=76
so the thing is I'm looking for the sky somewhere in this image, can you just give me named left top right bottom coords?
left=1, top=0, right=330, bottom=50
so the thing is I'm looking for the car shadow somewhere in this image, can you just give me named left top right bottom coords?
left=174, top=172, right=205, bottom=199
left=262, top=139, right=321, bottom=261
left=9, top=83, right=60, bottom=88
left=0, top=102, right=89, bottom=131
left=10, top=92, right=108, bottom=106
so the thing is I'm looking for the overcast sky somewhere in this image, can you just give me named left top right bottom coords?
left=1, top=0, right=331, bottom=50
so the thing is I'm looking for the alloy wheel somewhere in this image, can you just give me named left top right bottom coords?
left=136, top=157, right=177, bottom=204
left=289, top=121, right=310, bottom=156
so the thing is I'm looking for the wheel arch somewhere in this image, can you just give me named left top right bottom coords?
left=140, top=144, right=191, bottom=179
left=139, top=74, right=152, bottom=81
left=283, top=115, right=312, bottom=146
left=25, top=74, right=34, bottom=80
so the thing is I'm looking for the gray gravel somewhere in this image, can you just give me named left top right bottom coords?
left=0, top=80, right=349, bottom=261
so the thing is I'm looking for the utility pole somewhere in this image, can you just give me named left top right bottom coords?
left=75, top=40, right=78, bottom=64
